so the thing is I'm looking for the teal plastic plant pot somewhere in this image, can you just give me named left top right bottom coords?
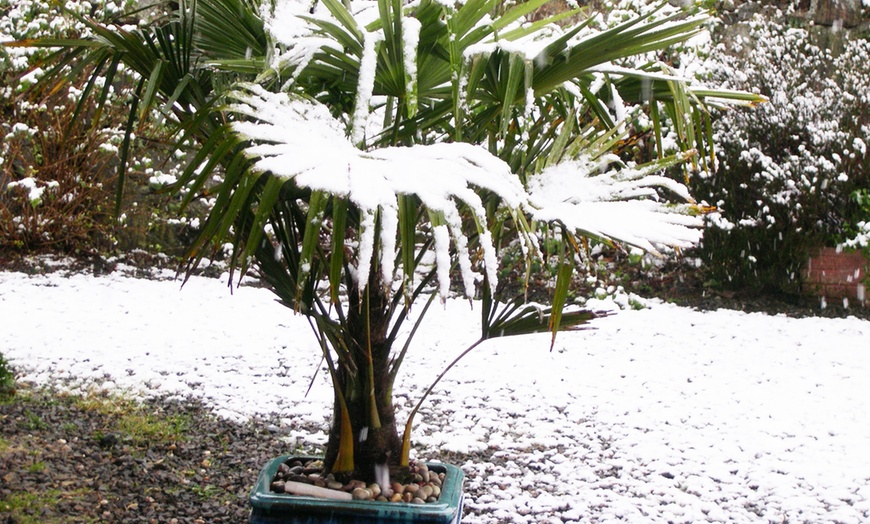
left=249, top=455, right=465, bottom=524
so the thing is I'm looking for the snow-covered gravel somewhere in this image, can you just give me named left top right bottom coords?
left=2, top=269, right=869, bottom=523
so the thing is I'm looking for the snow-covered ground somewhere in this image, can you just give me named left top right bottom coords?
left=2, top=269, right=870, bottom=523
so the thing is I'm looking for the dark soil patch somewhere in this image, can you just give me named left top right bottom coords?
left=0, top=384, right=301, bottom=523
left=0, top=385, right=473, bottom=523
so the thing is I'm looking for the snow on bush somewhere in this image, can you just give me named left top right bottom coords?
left=843, top=190, right=870, bottom=252
left=686, top=7, right=870, bottom=290
left=1, top=0, right=202, bottom=255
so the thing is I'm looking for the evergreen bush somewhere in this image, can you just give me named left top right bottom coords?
left=689, top=10, right=870, bottom=292
left=0, top=0, right=205, bottom=259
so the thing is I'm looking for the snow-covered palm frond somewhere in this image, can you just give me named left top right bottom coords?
left=229, top=81, right=707, bottom=302
left=228, top=84, right=529, bottom=298
left=528, top=154, right=704, bottom=254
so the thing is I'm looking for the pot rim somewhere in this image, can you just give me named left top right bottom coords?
left=249, top=454, right=465, bottom=520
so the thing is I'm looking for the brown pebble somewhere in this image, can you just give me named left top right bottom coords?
left=351, top=487, right=372, bottom=500
left=412, top=497, right=425, bottom=504
left=419, top=484, right=433, bottom=499
left=341, top=479, right=364, bottom=492
left=367, top=483, right=382, bottom=497
left=391, top=482, right=403, bottom=495
left=389, top=493, right=403, bottom=503
left=418, top=464, right=430, bottom=483
left=404, top=483, right=419, bottom=494
left=302, top=460, right=324, bottom=474
left=402, top=492, right=412, bottom=503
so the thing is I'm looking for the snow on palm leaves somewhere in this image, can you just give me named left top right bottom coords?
left=229, top=84, right=703, bottom=301
left=527, top=154, right=705, bottom=255
left=229, top=84, right=527, bottom=299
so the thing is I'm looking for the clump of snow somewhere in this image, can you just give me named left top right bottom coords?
left=402, top=15, right=421, bottom=116
left=6, top=177, right=59, bottom=205
left=351, top=29, right=382, bottom=147
left=260, top=0, right=312, bottom=44
left=843, top=221, right=870, bottom=250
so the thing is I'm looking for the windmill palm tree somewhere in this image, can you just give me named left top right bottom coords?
left=12, top=0, right=763, bottom=482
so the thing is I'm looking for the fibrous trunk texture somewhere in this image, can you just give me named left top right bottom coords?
left=324, top=282, right=403, bottom=482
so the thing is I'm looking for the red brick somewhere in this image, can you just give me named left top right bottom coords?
left=803, top=248, right=869, bottom=307
left=819, top=283, right=865, bottom=299
left=807, top=249, right=868, bottom=271
left=809, top=268, right=865, bottom=284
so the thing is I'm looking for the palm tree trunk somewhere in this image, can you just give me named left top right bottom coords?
left=324, top=281, right=402, bottom=482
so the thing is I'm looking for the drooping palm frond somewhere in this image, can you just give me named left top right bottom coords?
left=528, top=151, right=706, bottom=254
left=225, top=83, right=531, bottom=300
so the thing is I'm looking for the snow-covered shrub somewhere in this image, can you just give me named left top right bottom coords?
left=1, top=0, right=119, bottom=252
left=1, top=0, right=200, bottom=256
left=843, top=189, right=870, bottom=254
left=689, top=9, right=870, bottom=292
left=0, top=99, right=121, bottom=252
